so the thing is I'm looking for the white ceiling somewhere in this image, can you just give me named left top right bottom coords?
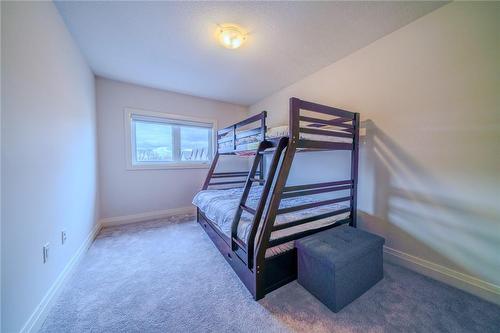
left=55, top=1, right=444, bottom=106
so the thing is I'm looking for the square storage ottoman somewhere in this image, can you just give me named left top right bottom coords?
left=296, top=225, right=385, bottom=312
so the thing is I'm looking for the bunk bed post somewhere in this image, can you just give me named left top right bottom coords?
left=232, top=125, right=237, bottom=151
left=350, top=113, right=360, bottom=227
left=259, top=111, right=267, bottom=180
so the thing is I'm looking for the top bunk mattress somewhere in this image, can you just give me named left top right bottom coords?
left=218, top=125, right=352, bottom=152
left=193, top=186, right=350, bottom=255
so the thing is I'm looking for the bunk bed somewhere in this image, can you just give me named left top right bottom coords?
left=193, top=97, right=360, bottom=300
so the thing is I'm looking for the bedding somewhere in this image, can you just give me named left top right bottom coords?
left=218, top=125, right=352, bottom=152
left=267, top=125, right=352, bottom=144
left=193, top=186, right=350, bottom=256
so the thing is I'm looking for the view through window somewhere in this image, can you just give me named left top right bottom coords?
left=129, top=111, right=213, bottom=167
left=134, top=120, right=173, bottom=162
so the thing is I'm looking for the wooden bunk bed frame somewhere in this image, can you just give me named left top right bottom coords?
left=197, top=97, right=360, bottom=300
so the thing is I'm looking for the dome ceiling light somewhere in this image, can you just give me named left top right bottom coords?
left=216, top=24, right=247, bottom=49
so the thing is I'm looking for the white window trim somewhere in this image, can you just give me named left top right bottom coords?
left=124, top=107, right=217, bottom=170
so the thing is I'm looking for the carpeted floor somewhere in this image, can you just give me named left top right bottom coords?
left=40, top=215, right=500, bottom=333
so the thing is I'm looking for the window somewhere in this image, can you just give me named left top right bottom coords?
left=125, top=108, right=215, bottom=169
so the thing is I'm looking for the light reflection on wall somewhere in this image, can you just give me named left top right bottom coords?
left=360, top=119, right=500, bottom=286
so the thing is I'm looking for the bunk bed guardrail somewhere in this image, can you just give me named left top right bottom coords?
left=217, top=111, right=267, bottom=154
left=202, top=111, right=267, bottom=190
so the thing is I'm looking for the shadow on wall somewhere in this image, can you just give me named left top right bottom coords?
left=358, top=119, right=500, bottom=286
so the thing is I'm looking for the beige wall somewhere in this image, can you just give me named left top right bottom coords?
left=2, top=2, right=98, bottom=332
left=250, top=2, right=500, bottom=301
left=96, top=78, right=248, bottom=220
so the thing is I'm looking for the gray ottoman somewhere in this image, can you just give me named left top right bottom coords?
left=296, top=226, right=385, bottom=312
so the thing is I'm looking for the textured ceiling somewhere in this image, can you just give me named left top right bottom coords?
left=55, top=1, right=444, bottom=106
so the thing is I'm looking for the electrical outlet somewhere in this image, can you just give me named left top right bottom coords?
left=61, top=230, right=67, bottom=245
left=43, top=243, right=49, bottom=263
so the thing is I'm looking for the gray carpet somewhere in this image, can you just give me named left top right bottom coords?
left=40, top=215, right=500, bottom=333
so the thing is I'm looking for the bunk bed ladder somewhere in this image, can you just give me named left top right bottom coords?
left=252, top=97, right=300, bottom=299
left=230, top=138, right=289, bottom=265
left=245, top=137, right=289, bottom=268
left=230, top=141, right=270, bottom=257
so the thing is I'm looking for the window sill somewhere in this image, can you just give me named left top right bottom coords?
left=126, top=163, right=211, bottom=171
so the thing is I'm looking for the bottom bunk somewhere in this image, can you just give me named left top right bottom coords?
left=193, top=186, right=351, bottom=299
left=193, top=186, right=350, bottom=257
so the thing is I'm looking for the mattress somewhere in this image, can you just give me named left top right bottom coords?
left=267, top=125, right=352, bottom=144
left=193, top=186, right=350, bottom=257
left=218, top=125, right=352, bottom=152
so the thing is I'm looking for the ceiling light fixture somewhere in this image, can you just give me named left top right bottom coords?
left=216, top=24, right=247, bottom=49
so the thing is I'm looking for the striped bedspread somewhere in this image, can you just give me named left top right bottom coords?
left=192, top=186, right=350, bottom=252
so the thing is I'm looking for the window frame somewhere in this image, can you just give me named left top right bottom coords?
left=124, top=107, right=217, bottom=170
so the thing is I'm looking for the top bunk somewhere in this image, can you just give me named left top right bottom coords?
left=217, top=97, right=359, bottom=155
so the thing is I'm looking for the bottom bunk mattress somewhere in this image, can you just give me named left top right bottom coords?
left=192, top=186, right=350, bottom=257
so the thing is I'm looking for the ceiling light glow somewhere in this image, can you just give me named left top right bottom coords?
left=217, top=24, right=247, bottom=49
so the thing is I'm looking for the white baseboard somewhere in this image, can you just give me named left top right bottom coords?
left=99, top=206, right=196, bottom=228
left=383, top=245, right=500, bottom=306
left=20, top=222, right=102, bottom=333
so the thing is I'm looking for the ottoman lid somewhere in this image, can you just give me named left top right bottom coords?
left=296, top=226, right=385, bottom=270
